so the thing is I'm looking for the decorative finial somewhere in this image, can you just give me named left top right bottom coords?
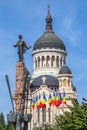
left=45, top=5, right=53, bottom=32
left=48, top=4, right=50, bottom=15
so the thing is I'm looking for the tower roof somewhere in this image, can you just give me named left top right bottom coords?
left=59, top=65, right=72, bottom=75
left=33, top=6, right=66, bottom=52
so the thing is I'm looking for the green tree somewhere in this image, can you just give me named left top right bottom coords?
left=0, top=113, right=5, bottom=127
left=0, top=113, right=6, bottom=130
left=0, top=112, right=13, bottom=130
left=55, top=98, right=87, bottom=130
left=6, top=122, right=13, bottom=130
left=0, top=125, right=6, bottom=130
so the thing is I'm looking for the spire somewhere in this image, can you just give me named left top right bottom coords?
left=48, top=4, right=50, bottom=15
left=45, top=5, right=53, bottom=32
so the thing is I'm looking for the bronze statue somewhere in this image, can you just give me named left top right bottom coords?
left=13, top=35, right=31, bottom=62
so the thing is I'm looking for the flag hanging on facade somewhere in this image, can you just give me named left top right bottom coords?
left=59, top=93, right=62, bottom=105
left=62, top=92, right=66, bottom=104
left=41, top=93, right=47, bottom=108
left=32, top=97, right=36, bottom=110
left=55, top=92, right=60, bottom=107
left=48, top=93, right=52, bottom=107
left=35, top=95, right=39, bottom=108
left=37, top=94, right=43, bottom=109
left=51, top=93, right=56, bottom=106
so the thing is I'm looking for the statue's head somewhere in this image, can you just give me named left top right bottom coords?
left=18, top=35, right=22, bottom=40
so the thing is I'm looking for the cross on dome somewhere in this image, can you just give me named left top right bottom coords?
left=41, top=76, right=46, bottom=84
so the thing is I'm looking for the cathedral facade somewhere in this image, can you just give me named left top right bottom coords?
left=27, top=8, right=77, bottom=130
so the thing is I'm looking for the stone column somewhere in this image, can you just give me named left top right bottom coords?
left=13, top=62, right=25, bottom=112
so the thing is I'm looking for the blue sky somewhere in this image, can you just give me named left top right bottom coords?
left=0, top=0, right=87, bottom=120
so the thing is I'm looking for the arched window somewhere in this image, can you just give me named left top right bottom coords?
left=51, top=56, right=55, bottom=67
left=56, top=56, right=59, bottom=67
left=60, top=79, right=62, bottom=86
left=63, top=79, right=67, bottom=86
left=68, top=79, right=71, bottom=86
left=42, top=108, right=46, bottom=123
left=35, top=58, right=37, bottom=68
left=46, top=55, right=50, bottom=67
left=38, top=57, right=40, bottom=68
left=42, top=56, right=45, bottom=67
left=60, top=57, right=62, bottom=67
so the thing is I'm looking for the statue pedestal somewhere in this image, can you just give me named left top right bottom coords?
left=13, top=62, right=25, bottom=113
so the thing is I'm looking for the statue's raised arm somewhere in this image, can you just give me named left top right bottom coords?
left=13, top=35, right=31, bottom=62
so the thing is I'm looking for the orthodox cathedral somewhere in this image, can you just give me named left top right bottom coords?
left=13, top=6, right=77, bottom=130
left=28, top=7, right=77, bottom=130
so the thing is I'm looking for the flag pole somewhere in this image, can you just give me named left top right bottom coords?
left=57, top=92, right=58, bottom=130
left=39, top=116, right=40, bottom=130
left=52, top=91, right=55, bottom=128
left=39, top=108, right=40, bottom=130
left=49, top=98, right=50, bottom=130
left=62, top=89, right=66, bottom=115
left=57, top=91, right=60, bottom=130
left=33, top=110, right=34, bottom=130
left=57, top=103, right=60, bottom=130
left=48, top=92, right=51, bottom=130
left=32, top=96, right=34, bottom=130
left=34, top=122, right=36, bottom=130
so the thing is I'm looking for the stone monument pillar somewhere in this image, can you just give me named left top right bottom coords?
left=7, top=35, right=32, bottom=130
left=13, top=61, right=25, bottom=112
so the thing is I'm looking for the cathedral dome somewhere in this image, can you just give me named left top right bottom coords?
left=59, top=65, right=72, bottom=75
left=30, top=75, right=59, bottom=88
left=33, top=32, right=66, bottom=51
left=33, top=6, right=66, bottom=52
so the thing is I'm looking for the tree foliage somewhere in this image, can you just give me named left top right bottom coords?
left=0, top=113, right=6, bottom=130
left=0, top=113, right=5, bottom=127
left=6, top=122, right=13, bottom=130
left=55, top=98, right=87, bottom=130
left=0, top=113, right=13, bottom=130
left=0, top=125, right=6, bottom=130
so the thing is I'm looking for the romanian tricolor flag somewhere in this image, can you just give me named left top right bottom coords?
left=48, top=93, right=52, bottom=107
left=62, top=92, right=66, bottom=104
left=59, top=93, right=62, bottom=105
left=41, top=93, right=47, bottom=108
left=35, top=95, right=39, bottom=108
left=55, top=92, right=60, bottom=107
left=36, top=95, right=43, bottom=109
left=32, top=97, right=36, bottom=110
left=51, top=93, right=56, bottom=106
